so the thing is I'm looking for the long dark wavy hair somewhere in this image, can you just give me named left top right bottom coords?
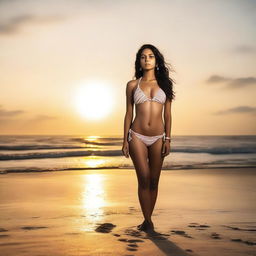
left=134, top=44, right=176, bottom=101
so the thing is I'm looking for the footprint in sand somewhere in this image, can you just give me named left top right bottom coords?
left=115, top=229, right=146, bottom=254
left=171, top=230, right=193, bottom=238
left=0, top=228, right=9, bottom=238
left=21, top=226, right=48, bottom=230
left=124, top=228, right=144, bottom=238
left=231, top=238, right=242, bottom=242
left=0, top=234, right=10, bottom=238
left=188, top=223, right=211, bottom=230
left=244, top=240, right=256, bottom=245
left=211, top=232, right=221, bottom=239
left=125, top=227, right=169, bottom=240
left=117, top=238, right=139, bottom=252
left=126, top=247, right=137, bottom=251
left=127, top=244, right=138, bottom=248
left=95, top=223, right=116, bottom=233
left=223, top=225, right=256, bottom=232
left=116, top=227, right=173, bottom=255
left=127, top=239, right=144, bottom=243
left=118, top=238, right=144, bottom=243
left=65, top=232, right=81, bottom=235
left=118, top=238, right=128, bottom=242
left=0, top=228, right=8, bottom=232
left=231, top=238, right=256, bottom=246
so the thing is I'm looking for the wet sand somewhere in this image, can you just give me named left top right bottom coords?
left=0, top=168, right=255, bottom=256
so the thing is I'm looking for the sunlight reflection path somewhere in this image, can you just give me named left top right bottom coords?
left=80, top=174, right=106, bottom=231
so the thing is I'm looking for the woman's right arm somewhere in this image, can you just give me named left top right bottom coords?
left=123, top=81, right=134, bottom=141
left=122, top=80, right=135, bottom=158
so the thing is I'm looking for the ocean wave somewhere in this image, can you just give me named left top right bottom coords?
left=0, top=150, right=123, bottom=161
left=174, top=147, right=256, bottom=154
left=0, top=141, right=122, bottom=150
left=1, top=146, right=256, bottom=161
left=0, top=145, right=89, bottom=151
left=1, top=164, right=255, bottom=174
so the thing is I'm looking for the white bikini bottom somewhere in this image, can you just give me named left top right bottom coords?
left=128, top=128, right=165, bottom=147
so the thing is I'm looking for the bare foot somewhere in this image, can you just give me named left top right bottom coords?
left=139, top=220, right=155, bottom=233
left=137, top=220, right=146, bottom=231
left=145, top=220, right=154, bottom=232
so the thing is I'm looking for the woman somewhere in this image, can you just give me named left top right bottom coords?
left=122, top=44, right=175, bottom=233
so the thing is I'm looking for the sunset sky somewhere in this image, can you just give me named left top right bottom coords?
left=0, top=0, right=255, bottom=136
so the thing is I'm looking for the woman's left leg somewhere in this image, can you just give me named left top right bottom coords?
left=148, top=138, right=164, bottom=217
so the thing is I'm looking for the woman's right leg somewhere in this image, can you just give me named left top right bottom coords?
left=128, top=134, right=152, bottom=224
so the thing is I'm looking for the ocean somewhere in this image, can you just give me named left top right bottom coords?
left=0, top=135, right=255, bottom=174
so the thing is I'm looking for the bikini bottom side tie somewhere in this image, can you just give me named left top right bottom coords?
left=128, top=128, right=165, bottom=147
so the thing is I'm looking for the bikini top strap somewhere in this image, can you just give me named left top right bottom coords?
left=137, top=77, right=142, bottom=88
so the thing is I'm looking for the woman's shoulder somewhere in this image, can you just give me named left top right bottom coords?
left=126, top=78, right=139, bottom=89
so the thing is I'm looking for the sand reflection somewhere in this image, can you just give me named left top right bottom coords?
left=81, top=174, right=106, bottom=230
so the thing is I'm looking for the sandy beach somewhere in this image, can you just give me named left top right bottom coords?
left=0, top=168, right=255, bottom=256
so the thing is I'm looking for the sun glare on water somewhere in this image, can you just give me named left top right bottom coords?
left=74, top=80, right=114, bottom=120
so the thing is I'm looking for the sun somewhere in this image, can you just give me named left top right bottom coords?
left=74, top=80, right=114, bottom=120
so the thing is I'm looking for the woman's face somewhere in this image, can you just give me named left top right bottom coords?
left=140, top=48, right=156, bottom=71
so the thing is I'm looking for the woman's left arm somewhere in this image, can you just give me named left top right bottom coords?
left=162, top=98, right=172, bottom=157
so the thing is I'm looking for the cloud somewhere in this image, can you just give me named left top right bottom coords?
left=232, top=45, right=256, bottom=54
left=0, top=14, right=65, bottom=35
left=228, top=77, right=256, bottom=88
left=0, top=105, right=25, bottom=118
left=30, top=114, right=57, bottom=122
left=206, top=75, right=256, bottom=88
left=214, top=106, right=256, bottom=115
left=0, top=106, right=57, bottom=125
left=206, top=75, right=230, bottom=83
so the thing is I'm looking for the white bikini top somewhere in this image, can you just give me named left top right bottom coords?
left=134, top=77, right=166, bottom=105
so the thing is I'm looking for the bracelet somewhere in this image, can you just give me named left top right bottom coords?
left=165, top=137, right=171, bottom=141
